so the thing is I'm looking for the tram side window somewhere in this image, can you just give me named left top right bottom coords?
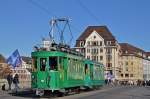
left=90, top=64, right=93, bottom=80
left=40, top=58, right=47, bottom=71
left=32, top=57, right=37, bottom=72
left=85, top=64, right=88, bottom=74
left=59, top=57, right=63, bottom=70
left=49, top=57, right=57, bottom=70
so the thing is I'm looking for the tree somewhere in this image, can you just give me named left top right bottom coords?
left=0, top=54, right=5, bottom=63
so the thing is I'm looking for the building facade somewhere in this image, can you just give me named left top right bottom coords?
left=119, top=43, right=145, bottom=82
left=143, top=52, right=150, bottom=81
left=74, top=26, right=121, bottom=79
left=9, top=59, right=31, bottom=88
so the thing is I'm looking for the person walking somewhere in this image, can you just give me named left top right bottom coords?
left=13, top=74, right=19, bottom=93
left=7, top=73, right=13, bottom=90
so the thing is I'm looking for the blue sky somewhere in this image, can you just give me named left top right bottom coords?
left=0, top=0, right=150, bottom=57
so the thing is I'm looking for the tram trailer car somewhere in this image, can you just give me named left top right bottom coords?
left=84, top=60, right=105, bottom=88
left=31, top=51, right=105, bottom=96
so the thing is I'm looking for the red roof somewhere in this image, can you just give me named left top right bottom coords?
left=146, top=52, right=150, bottom=56
left=119, top=43, right=144, bottom=55
left=75, top=26, right=117, bottom=47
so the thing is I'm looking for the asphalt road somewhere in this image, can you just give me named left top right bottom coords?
left=0, top=86, right=150, bottom=99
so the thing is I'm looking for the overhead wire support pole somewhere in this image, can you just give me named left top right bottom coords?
left=48, top=18, right=73, bottom=47
left=27, top=0, right=76, bottom=47
left=67, top=22, right=73, bottom=45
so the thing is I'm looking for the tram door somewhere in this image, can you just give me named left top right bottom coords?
left=37, top=57, right=48, bottom=88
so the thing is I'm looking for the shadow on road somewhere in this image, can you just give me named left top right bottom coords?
left=8, top=89, right=93, bottom=98
left=8, top=89, right=65, bottom=98
left=8, top=90, right=39, bottom=98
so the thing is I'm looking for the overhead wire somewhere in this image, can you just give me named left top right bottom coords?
left=75, top=0, right=101, bottom=24
left=27, top=0, right=56, bottom=17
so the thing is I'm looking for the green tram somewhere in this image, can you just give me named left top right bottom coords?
left=31, top=48, right=105, bottom=96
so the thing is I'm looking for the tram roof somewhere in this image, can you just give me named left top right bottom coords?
left=31, top=50, right=84, bottom=60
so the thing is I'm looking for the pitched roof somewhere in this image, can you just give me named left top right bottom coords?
left=75, top=26, right=117, bottom=47
left=119, top=43, right=144, bottom=55
left=146, top=52, right=150, bottom=56
left=21, top=56, right=31, bottom=64
left=77, top=26, right=116, bottom=41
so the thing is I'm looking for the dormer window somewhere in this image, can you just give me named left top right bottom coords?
left=92, top=41, right=98, bottom=46
left=93, top=42, right=96, bottom=46
left=80, top=41, right=84, bottom=47
left=87, top=41, right=90, bottom=46
left=107, top=41, right=111, bottom=45
left=99, top=41, right=102, bottom=46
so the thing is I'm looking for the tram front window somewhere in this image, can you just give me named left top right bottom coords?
left=49, top=57, right=57, bottom=70
left=40, top=58, right=47, bottom=71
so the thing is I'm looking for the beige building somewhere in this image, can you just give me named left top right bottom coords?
left=143, top=52, right=150, bottom=81
left=119, top=43, right=144, bottom=82
left=0, top=54, right=11, bottom=78
left=74, top=26, right=121, bottom=79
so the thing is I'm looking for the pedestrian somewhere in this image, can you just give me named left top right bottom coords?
left=2, top=84, right=5, bottom=91
left=7, top=73, right=13, bottom=90
left=13, top=74, right=19, bottom=93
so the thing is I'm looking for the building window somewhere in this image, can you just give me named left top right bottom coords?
left=106, top=55, right=112, bottom=61
left=91, top=41, right=98, bottom=46
left=87, top=41, right=90, bottom=46
left=100, top=56, right=103, bottom=61
left=87, top=49, right=90, bottom=53
left=96, top=56, right=99, bottom=61
left=91, top=48, right=98, bottom=54
left=87, top=56, right=90, bottom=59
left=18, top=70, right=20, bottom=73
left=92, top=56, right=96, bottom=61
left=100, top=48, right=103, bottom=53
left=125, top=74, right=129, bottom=77
left=80, top=41, right=84, bottom=47
left=93, top=41, right=96, bottom=46
left=99, top=41, right=102, bottom=46
left=81, top=49, right=85, bottom=53
left=97, top=49, right=98, bottom=54
left=131, top=62, right=133, bottom=65
left=107, top=41, right=111, bottom=45
left=130, top=74, right=133, bottom=77
left=121, top=74, right=123, bottom=77
left=125, top=62, right=128, bottom=65
left=125, top=66, right=128, bottom=71
left=107, top=63, right=112, bottom=67
left=106, top=48, right=112, bottom=54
